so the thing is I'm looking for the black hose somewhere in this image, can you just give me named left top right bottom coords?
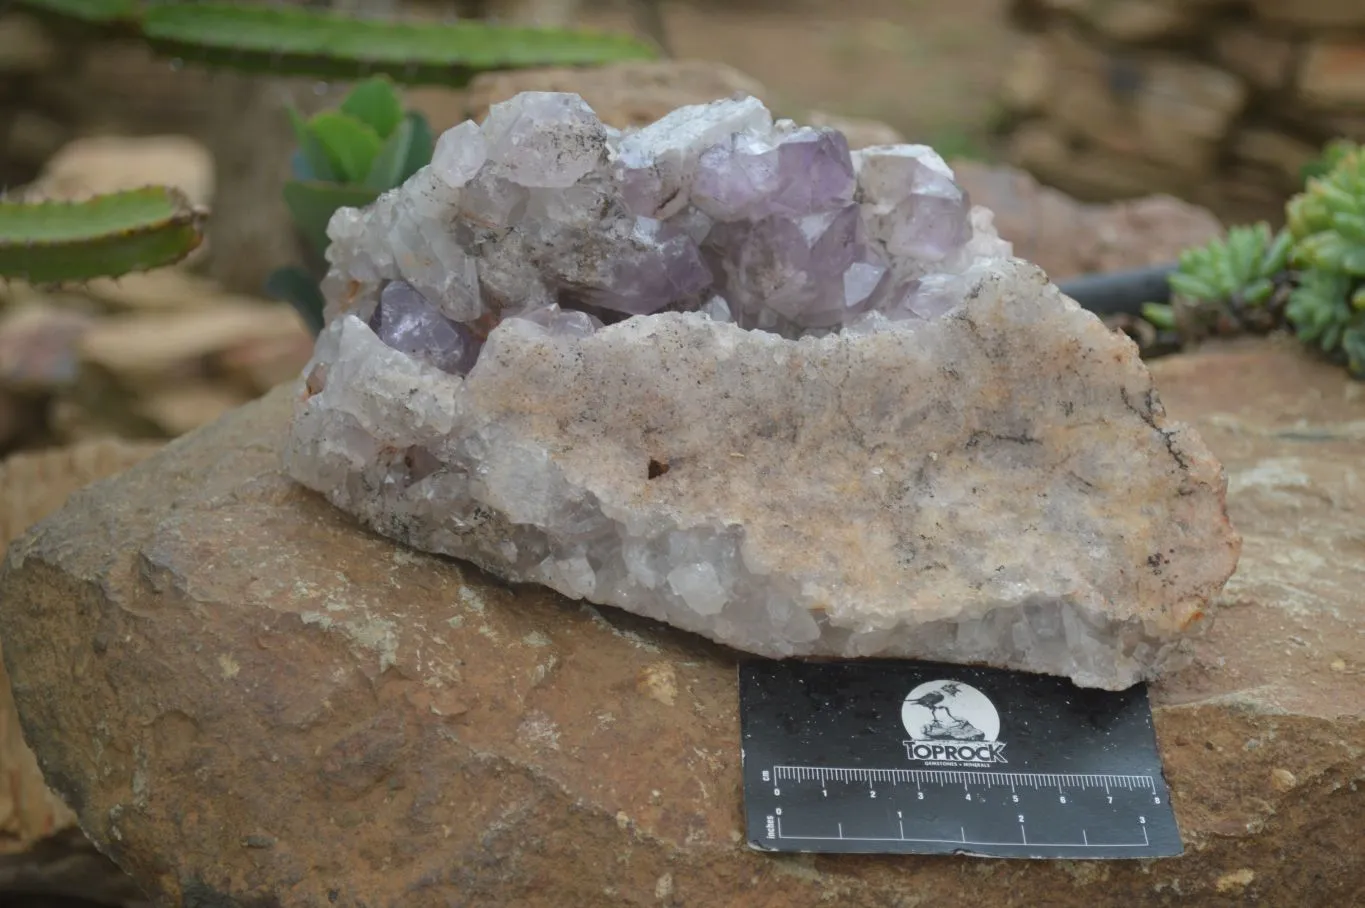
left=1056, top=263, right=1177, bottom=316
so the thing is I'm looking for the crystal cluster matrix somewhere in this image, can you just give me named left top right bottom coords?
left=286, top=91, right=1241, bottom=689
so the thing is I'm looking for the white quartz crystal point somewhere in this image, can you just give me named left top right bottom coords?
left=285, top=258, right=1241, bottom=691
left=480, top=91, right=608, bottom=189
left=431, top=120, right=488, bottom=189
left=854, top=144, right=972, bottom=262
left=613, top=94, right=773, bottom=217
left=384, top=167, right=484, bottom=322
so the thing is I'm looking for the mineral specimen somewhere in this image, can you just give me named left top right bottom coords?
left=287, top=91, right=1241, bottom=689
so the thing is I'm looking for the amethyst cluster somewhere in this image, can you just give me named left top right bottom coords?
left=322, top=92, right=1010, bottom=377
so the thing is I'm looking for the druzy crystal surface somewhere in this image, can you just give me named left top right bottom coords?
left=317, top=91, right=1007, bottom=339
left=288, top=92, right=1241, bottom=689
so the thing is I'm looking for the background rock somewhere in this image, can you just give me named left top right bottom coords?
left=1001, top=1, right=1365, bottom=226
left=952, top=160, right=1225, bottom=279
left=432, top=59, right=906, bottom=150
left=0, top=336, right=1360, bottom=907
left=0, top=251, right=313, bottom=455
left=23, top=135, right=213, bottom=206
left=453, top=59, right=769, bottom=129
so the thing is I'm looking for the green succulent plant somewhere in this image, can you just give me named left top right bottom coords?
left=1280, top=147, right=1365, bottom=376
left=265, top=76, right=434, bottom=333
left=16, top=0, right=657, bottom=85
left=1284, top=269, right=1365, bottom=367
left=0, top=0, right=656, bottom=294
left=1141, top=223, right=1292, bottom=340
left=1299, top=138, right=1359, bottom=185
left=1287, top=145, right=1365, bottom=276
left=1142, top=139, right=1365, bottom=378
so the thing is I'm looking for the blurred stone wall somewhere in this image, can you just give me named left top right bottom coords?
left=0, top=12, right=222, bottom=189
left=1001, top=0, right=1365, bottom=226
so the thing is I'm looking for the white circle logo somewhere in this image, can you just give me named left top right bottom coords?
left=901, top=680, right=1000, bottom=742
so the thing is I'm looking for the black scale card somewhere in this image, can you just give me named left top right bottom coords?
left=739, top=659, right=1181, bottom=859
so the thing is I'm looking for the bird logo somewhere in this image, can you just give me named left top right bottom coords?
left=901, top=680, right=1007, bottom=764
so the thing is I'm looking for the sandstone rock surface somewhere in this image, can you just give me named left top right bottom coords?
left=1, top=339, right=1361, bottom=906
left=0, top=438, right=161, bottom=906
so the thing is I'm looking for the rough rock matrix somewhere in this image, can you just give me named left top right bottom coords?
left=0, top=349, right=1360, bottom=907
left=287, top=92, right=1241, bottom=689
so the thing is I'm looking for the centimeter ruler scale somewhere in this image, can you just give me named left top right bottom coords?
left=740, top=659, right=1182, bottom=859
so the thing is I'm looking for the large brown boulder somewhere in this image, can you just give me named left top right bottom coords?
left=0, top=438, right=162, bottom=906
left=0, top=338, right=1361, bottom=907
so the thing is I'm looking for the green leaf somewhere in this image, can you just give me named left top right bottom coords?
left=0, top=187, right=205, bottom=282
left=364, top=117, right=415, bottom=191
left=307, top=111, right=384, bottom=185
left=282, top=180, right=381, bottom=257
left=1242, top=277, right=1273, bottom=306
left=340, top=76, right=404, bottom=139
left=1140, top=302, right=1176, bottom=330
left=288, top=106, right=338, bottom=183
left=1262, top=229, right=1293, bottom=275
left=1287, top=270, right=1353, bottom=348
left=1168, top=272, right=1219, bottom=302
left=1330, top=210, right=1365, bottom=243
left=1323, top=321, right=1342, bottom=352
left=138, top=3, right=658, bottom=87
left=1226, top=226, right=1259, bottom=284
left=1340, top=244, right=1365, bottom=276
left=1299, top=232, right=1349, bottom=272
left=400, top=112, right=435, bottom=183
left=1342, top=325, right=1365, bottom=377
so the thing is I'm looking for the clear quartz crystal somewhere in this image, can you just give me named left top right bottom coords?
left=431, top=120, right=488, bottom=189
left=691, top=126, right=856, bottom=222
left=321, top=91, right=1004, bottom=373
left=480, top=91, right=608, bottom=189
left=854, top=144, right=972, bottom=262
left=614, top=95, right=773, bottom=217
left=511, top=305, right=604, bottom=338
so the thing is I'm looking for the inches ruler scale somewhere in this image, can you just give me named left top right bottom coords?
left=739, top=659, right=1182, bottom=859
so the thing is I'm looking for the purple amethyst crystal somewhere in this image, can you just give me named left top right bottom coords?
left=319, top=92, right=1006, bottom=351
left=709, top=205, right=885, bottom=328
left=368, top=280, right=482, bottom=376
left=691, top=127, right=855, bottom=223
left=547, top=217, right=714, bottom=317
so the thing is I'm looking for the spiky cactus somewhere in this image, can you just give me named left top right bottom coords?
left=15, top=0, right=657, bottom=85
left=1, top=0, right=657, bottom=287
left=0, top=187, right=206, bottom=283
